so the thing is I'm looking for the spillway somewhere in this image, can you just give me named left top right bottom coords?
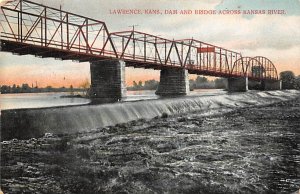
left=1, top=90, right=299, bottom=140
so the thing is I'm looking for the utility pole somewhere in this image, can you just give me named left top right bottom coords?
left=128, top=25, right=139, bottom=59
left=128, top=24, right=139, bottom=32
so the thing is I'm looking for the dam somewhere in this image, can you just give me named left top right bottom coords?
left=1, top=90, right=299, bottom=141
left=1, top=90, right=300, bottom=194
left=1, top=1, right=299, bottom=193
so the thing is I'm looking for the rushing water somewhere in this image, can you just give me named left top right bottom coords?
left=0, top=89, right=225, bottom=111
left=2, top=90, right=298, bottom=141
left=1, top=90, right=299, bottom=193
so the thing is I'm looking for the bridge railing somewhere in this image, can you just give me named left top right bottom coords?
left=173, top=39, right=242, bottom=76
left=231, top=56, right=278, bottom=80
left=0, top=0, right=118, bottom=57
left=0, top=0, right=279, bottom=80
left=109, top=30, right=243, bottom=77
left=110, top=30, right=172, bottom=66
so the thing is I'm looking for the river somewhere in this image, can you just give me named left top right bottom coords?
left=0, top=89, right=225, bottom=111
left=1, top=90, right=299, bottom=193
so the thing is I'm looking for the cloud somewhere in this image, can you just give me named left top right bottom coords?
left=215, top=0, right=300, bottom=19
left=0, top=0, right=15, bottom=6
left=241, top=45, right=300, bottom=75
left=1, top=0, right=299, bottom=85
left=21, top=0, right=298, bottom=50
left=217, top=15, right=300, bottom=50
left=0, top=54, right=90, bottom=87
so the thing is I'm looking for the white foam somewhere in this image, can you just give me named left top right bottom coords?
left=2, top=90, right=300, bottom=136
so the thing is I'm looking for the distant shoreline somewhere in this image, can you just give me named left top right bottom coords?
left=0, top=88, right=85, bottom=94
left=1, top=88, right=227, bottom=95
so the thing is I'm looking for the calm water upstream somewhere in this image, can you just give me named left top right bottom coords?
left=0, top=89, right=226, bottom=111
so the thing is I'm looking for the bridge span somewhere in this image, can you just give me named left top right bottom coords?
left=0, top=0, right=281, bottom=101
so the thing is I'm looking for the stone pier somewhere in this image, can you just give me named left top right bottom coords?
left=156, top=68, right=190, bottom=96
left=227, top=77, right=248, bottom=92
left=90, top=60, right=126, bottom=102
left=262, top=80, right=282, bottom=90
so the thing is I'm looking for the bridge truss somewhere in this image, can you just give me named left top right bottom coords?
left=0, top=0, right=279, bottom=81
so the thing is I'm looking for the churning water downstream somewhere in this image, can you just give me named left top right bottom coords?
left=1, top=90, right=300, bottom=193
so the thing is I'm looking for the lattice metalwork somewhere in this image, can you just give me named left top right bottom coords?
left=0, top=0, right=279, bottom=80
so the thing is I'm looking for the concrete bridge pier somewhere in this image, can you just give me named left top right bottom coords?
left=90, top=60, right=126, bottom=103
left=156, top=68, right=190, bottom=96
left=227, top=77, right=248, bottom=92
left=262, top=80, right=282, bottom=90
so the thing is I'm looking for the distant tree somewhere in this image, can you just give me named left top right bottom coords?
left=21, top=83, right=30, bottom=93
left=131, top=80, right=143, bottom=90
left=138, top=81, right=143, bottom=87
left=12, top=84, right=17, bottom=93
left=1, top=85, right=11, bottom=93
left=193, top=76, right=214, bottom=89
left=79, top=78, right=90, bottom=96
left=251, top=66, right=265, bottom=78
left=214, top=78, right=227, bottom=89
left=16, top=85, right=21, bottom=93
left=280, top=71, right=295, bottom=89
left=144, top=79, right=159, bottom=90
left=189, top=79, right=196, bottom=90
left=128, top=79, right=158, bottom=90
left=295, top=75, right=300, bottom=90
left=70, top=85, right=74, bottom=95
left=196, top=76, right=208, bottom=83
left=45, top=86, right=52, bottom=92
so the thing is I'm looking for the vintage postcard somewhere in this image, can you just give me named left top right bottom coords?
left=0, top=0, right=299, bottom=193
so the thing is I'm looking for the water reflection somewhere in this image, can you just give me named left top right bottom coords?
left=0, top=92, right=90, bottom=111
left=0, top=89, right=226, bottom=111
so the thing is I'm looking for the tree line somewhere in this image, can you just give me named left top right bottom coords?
left=128, top=77, right=227, bottom=91
left=128, top=71, right=300, bottom=91
left=280, top=71, right=300, bottom=89
left=189, top=77, right=227, bottom=90
left=0, top=84, right=82, bottom=94
left=128, top=79, right=159, bottom=90
left=1, top=71, right=299, bottom=94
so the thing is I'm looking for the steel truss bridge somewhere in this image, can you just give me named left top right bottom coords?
left=0, top=0, right=278, bottom=81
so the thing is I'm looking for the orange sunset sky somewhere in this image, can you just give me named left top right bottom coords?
left=0, top=0, right=299, bottom=88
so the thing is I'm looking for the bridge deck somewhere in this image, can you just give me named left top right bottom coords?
left=0, top=39, right=247, bottom=79
left=0, top=0, right=278, bottom=81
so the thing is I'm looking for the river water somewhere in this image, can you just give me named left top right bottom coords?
left=1, top=90, right=300, bottom=193
left=0, top=89, right=225, bottom=111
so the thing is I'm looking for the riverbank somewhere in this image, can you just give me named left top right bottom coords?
left=1, top=90, right=300, bottom=193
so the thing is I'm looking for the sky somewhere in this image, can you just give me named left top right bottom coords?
left=0, top=0, right=300, bottom=87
